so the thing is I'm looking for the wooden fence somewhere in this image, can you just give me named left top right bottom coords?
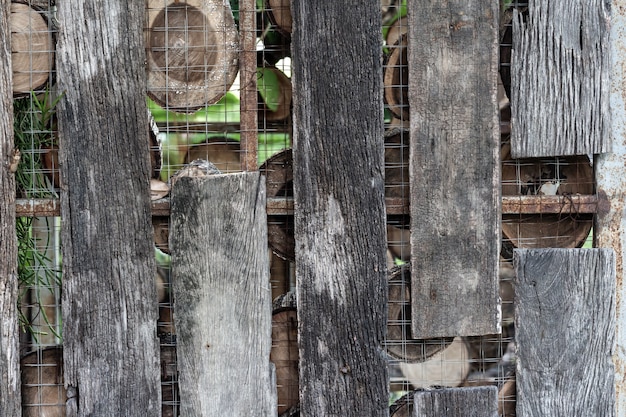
left=0, top=0, right=624, bottom=416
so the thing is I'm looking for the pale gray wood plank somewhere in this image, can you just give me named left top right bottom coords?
left=170, top=173, right=275, bottom=417
left=56, top=2, right=161, bottom=415
left=290, top=0, right=389, bottom=415
left=514, top=248, right=615, bottom=417
left=408, top=0, right=501, bottom=338
left=511, top=0, right=611, bottom=157
left=0, top=0, right=20, bottom=413
left=413, top=386, right=498, bottom=417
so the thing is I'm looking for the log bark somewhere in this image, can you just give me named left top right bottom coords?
left=291, top=0, right=388, bottom=415
left=56, top=2, right=161, bottom=416
left=511, top=0, right=611, bottom=157
left=408, top=0, right=501, bottom=338
left=413, top=386, right=498, bottom=417
left=0, top=0, right=20, bottom=414
left=514, top=248, right=615, bottom=416
left=169, top=173, right=275, bottom=417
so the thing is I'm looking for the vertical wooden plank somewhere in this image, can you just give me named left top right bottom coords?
left=511, top=0, right=611, bottom=157
left=0, top=0, right=20, bottom=414
left=56, top=2, right=161, bottom=416
left=170, top=173, right=275, bottom=417
left=514, top=248, right=615, bottom=417
left=408, top=1, right=501, bottom=338
left=291, top=0, right=389, bottom=415
left=413, top=387, right=498, bottom=417
left=597, top=3, right=626, bottom=415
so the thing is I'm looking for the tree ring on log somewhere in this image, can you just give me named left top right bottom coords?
left=386, top=264, right=454, bottom=362
left=271, top=297, right=298, bottom=415
left=266, top=0, right=292, bottom=37
left=21, top=347, right=67, bottom=417
left=260, top=149, right=295, bottom=261
left=146, top=0, right=239, bottom=112
left=183, top=136, right=241, bottom=173
left=11, top=2, right=54, bottom=96
left=501, top=142, right=593, bottom=257
left=384, top=34, right=409, bottom=121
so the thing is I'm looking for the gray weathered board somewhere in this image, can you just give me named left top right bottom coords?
left=56, top=2, right=161, bottom=416
left=0, top=0, right=20, bottom=414
left=291, top=0, right=389, bottom=415
left=511, top=0, right=611, bottom=157
left=408, top=1, right=501, bottom=338
left=514, top=248, right=615, bottom=417
left=170, top=173, right=275, bottom=417
left=413, top=386, right=498, bottom=417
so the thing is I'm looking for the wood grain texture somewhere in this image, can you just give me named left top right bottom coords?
left=0, top=0, right=20, bottom=414
left=170, top=173, right=275, bottom=417
left=408, top=0, right=501, bottom=338
left=514, top=248, right=615, bottom=417
left=291, top=0, right=389, bottom=415
left=413, top=386, right=498, bottom=417
left=511, top=0, right=611, bottom=157
left=56, top=2, right=161, bottom=416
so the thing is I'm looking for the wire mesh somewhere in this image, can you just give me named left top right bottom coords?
left=11, top=0, right=599, bottom=416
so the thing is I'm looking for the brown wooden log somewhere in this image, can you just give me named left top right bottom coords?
left=20, top=348, right=66, bottom=417
left=386, top=264, right=454, bottom=362
left=497, top=375, right=516, bottom=417
left=260, top=149, right=295, bottom=261
left=146, top=0, right=239, bottom=112
left=11, top=2, right=53, bottom=95
left=183, top=137, right=241, bottom=173
left=271, top=299, right=298, bottom=415
left=384, top=34, right=409, bottom=121
left=399, top=338, right=471, bottom=389
left=501, top=142, right=593, bottom=256
left=266, top=0, right=292, bottom=36
left=258, top=67, right=292, bottom=122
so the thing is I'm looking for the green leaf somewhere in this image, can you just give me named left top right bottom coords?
left=257, top=68, right=281, bottom=112
left=148, top=92, right=241, bottom=124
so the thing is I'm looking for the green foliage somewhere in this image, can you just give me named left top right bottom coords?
left=257, top=68, right=281, bottom=112
left=14, top=90, right=62, bottom=198
left=14, top=89, right=63, bottom=342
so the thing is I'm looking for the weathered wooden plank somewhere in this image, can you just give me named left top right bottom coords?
left=413, top=386, right=498, bottom=417
left=291, top=0, right=389, bottom=415
left=170, top=173, right=275, bottom=417
left=596, top=2, right=626, bottom=414
left=0, top=0, right=20, bottom=414
left=56, top=2, right=161, bottom=416
left=408, top=0, right=501, bottom=338
left=514, top=248, right=615, bottom=417
left=511, top=0, right=611, bottom=157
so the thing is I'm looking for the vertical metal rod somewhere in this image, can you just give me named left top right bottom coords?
left=239, top=0, right=258, bottom=171
left=594, top=1, right=626, bottom=414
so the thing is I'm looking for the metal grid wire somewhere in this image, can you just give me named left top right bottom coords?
left=12, top=1, right=65, bottom=416
left=12, top=0, right=597, bottom=416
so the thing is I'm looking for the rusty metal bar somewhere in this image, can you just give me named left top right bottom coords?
left=238, top=0, right=258, bottom=171
left=501, top=194, right=598, bottom=214
left=16, top=195, right=602, bottom=218
left=595, top=0, right=626, bottom=412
